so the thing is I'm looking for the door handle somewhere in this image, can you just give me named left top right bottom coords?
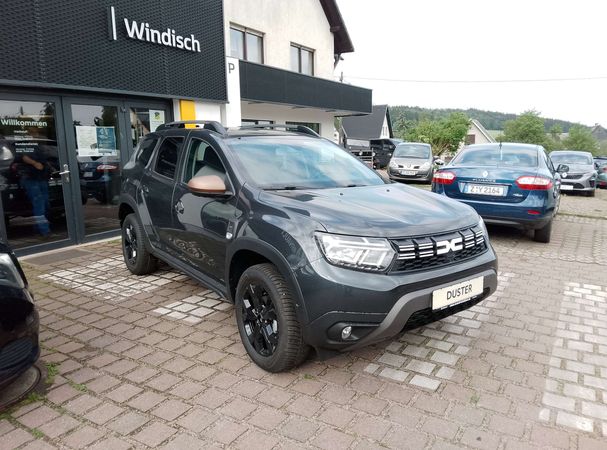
left=174, top=200, right=184, bottom=214
left=59, top=164, right=70, bottom=182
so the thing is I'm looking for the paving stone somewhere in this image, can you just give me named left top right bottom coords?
left=406, top=359, right=436, bottom=375
left=177, top=407, right=218, bottom=432
left=84, top=403, right=125, bottom=425
left=133, top=421, right=177, bottom=447
left=378, top=353, right=406, bottom=367
left=280, top=416, right=319, bottom=442
left=556, top=411, right=594, bottom=432
left=63, top=425, right=104, bottom=448
left=17, top=406, right=60, bottom=428
left=581, top=402, right=607, bottom=420
left=542, top=392, right=575, bottom=412
left=410, top=375, right=440, bottom=391
left=152, top=399, right=191, bottom=421
left=312, top=427, right=355, bottom=450
left=107, top=411, right=150, bottom=435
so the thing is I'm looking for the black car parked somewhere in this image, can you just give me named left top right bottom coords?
left=0, top=242, right=40, bottom=388
left=119, top=121, right=498, bottom=372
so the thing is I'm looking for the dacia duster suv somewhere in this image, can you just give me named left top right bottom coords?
left=119, top=121, right=498, bottom=372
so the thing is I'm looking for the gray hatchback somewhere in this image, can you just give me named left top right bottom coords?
left=549, top=150, right=597, bottom=196
left=387, top=142, right=437, bottom=183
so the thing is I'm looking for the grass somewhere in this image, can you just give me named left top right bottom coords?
left=68, top=382, right=88, bottom=392
left=45, top=362, right=59, bottom=385
left=30, top=428, right=44, bottom=439
left=470, top=393, right=480, bottom=404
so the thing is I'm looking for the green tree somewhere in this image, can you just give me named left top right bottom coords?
left=501, top=110, right=549, bottom=147
left=562, top=124, right=600, bottom=154
left=403, top=112, right=470, bottom=156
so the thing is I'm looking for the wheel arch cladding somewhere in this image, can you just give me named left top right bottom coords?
left=227, top=239, right=310, bottom=326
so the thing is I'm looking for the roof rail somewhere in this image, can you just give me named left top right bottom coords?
left=237, top=124, right=320, bottom=137
left=156, top=120, right=227, bottom=135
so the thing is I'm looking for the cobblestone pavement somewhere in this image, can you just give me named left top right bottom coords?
left=1, top=196, right=607, bottom=449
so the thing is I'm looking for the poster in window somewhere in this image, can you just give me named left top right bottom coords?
left=75, top=126, right=117, bottom=156
left=149, top=110, right=165, bottom=132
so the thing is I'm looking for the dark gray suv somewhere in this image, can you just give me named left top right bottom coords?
left=119, top=121, right=498, bottom=372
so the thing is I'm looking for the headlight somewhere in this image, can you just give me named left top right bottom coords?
left=389, top=160, right=398, bottom=168
left=315, top=233, right=395, bottom=271
left=0, top=254, right=25, bottom=289
left=421, top=162, right=431, bottom=169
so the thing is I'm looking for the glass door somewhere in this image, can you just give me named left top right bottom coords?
left=0, top=97, right=76, bottom=250
left=63, top=100, right=127, bottom=240
left=63, top=97, right=170, bottom=241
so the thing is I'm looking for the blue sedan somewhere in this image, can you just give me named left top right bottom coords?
left=431, top=143, right=567, bottom=243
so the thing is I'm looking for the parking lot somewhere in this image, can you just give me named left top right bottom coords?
left=0, top=189, right=606, bottom=449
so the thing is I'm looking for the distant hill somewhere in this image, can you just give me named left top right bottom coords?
left=389, top=106, right=582, bottom=133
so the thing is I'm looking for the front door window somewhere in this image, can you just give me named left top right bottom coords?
left=71, top=104, right=121, bottom=236
left=0, top=100, right=69, bottom=248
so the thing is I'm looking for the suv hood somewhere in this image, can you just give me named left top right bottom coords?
left=259, top=184, right=478, bottom=238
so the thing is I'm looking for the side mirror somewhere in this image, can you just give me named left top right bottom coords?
left=435, top=159, right=445, bottom=166
left=556, top=164, right=569, bottom=173
left=187, top=175, right=230, bottom=196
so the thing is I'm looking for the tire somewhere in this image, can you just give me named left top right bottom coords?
left=122, top=213, right=157, bottom=275
left=534, top=219, right=552, bottom=243
left=235, top=263, right=310, bottom=372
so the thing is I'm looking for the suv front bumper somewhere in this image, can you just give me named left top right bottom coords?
left=295, top=245, right=498, bottom=351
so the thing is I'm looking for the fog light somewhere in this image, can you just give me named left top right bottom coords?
left=341, top=326, right=352, bottom=340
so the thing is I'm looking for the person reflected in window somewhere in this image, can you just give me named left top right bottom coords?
left=20, top=148, right=51, bottom=237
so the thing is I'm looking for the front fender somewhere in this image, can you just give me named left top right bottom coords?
left=226, top=237, right=311, bottom=330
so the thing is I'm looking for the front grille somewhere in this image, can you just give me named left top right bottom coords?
left=565, top=174, right=583, bottom=180
left=390, top=225, right=487, bottom=273
left=0, top=338, right=34, bottom=370
left=402, top=289, right=489, bottom=331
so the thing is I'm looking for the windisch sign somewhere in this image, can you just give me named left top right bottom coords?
left=108, top=5, right=202, bottom=53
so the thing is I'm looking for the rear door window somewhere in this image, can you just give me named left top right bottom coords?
left=154, top=136, right=184, bottom=179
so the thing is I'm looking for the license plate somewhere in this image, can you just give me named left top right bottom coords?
left=432, top=276, right=484, bottom=310
left=465, top=184, right=506, bottom=196
left=560, top=184, right=573, bottom=190
left=84, top=172, right=94, bottom=178
left=400, top=170, right=416, bottom=175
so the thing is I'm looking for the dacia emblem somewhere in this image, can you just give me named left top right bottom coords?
left=435, top=237, right=463, bottom=255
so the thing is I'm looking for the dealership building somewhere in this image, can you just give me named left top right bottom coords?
left=0, top=0, right=371, bottom=254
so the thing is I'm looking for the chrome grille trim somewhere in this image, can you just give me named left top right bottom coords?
left=390, top=225, right=488, bottom=272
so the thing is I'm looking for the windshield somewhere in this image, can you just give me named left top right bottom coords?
left=227, top=136, right=386, bottom=189
left=451, top=146, right=538, bottom=167
left=393, top=144, right=430, bottom=158
left=551, top=153, right=593, bottom=165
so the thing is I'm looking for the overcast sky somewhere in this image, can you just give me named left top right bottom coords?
left=335, top=0, right=607, bottom=128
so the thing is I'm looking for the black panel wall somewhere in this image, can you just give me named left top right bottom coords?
left=240, top=61, right=372, bottom=114
left=0, top=0, right=226, bottom=101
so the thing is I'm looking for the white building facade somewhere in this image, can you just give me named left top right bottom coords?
left=178, top=0, right=371, bottom=140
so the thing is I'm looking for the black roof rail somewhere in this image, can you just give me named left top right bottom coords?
left=237, top=124, right=320, bottom=137
left=156, top=120, right=227, bottom=135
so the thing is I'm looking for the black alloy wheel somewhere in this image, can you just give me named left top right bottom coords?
left=121, top=213, right=157, bottom=275
left=123, top=222, right=138, bottom=266
left=241, top=283, right=279, bottom=357
left=235, top=263, right=309, bottom=372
